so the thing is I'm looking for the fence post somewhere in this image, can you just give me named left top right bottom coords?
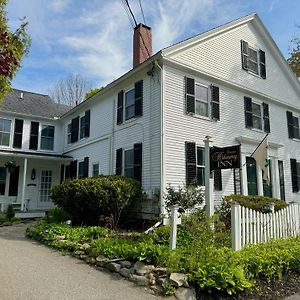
left=231, top=202, right=241, bottom=250
left=169, top=205, right=179, bottom=250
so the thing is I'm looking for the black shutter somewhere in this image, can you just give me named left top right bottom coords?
left=71, top=116, right=79, bottom=143
left=287, top=111, right=294, bottom=139
left=214, top=169, right=222, bottom=191
left=8, top=166, right=19, bottom=196
left=262, top=103, right=270, bottom=133
left=133, top=143, right=142, bottom=182
left=70, top=160, right=78, bottom=179
left=65, top=165, right=70, bottom=180
left=117, top=90, right=124, bottom=125
left=83, top=157, right=89, bottom=178
left=13, top=119, right=23, bottom=148
left=60, top=164, right=65, bottom=184
left=84, top=110, right=90, bottom=138
left=116, top=148, right=122, bottom=175
left=259, top=49, right=266, bottom=79
left=244, top=97, right=253, bottom=128
left=134, top=80, right=143, bottom=117
left=185, top=77, right=195, bottom=114
left=211, top=85, right=220, bottom=120
left=290, top=159, right=299, bottom=193
left=185, top=142, right=196, bottom=185
left=241, top=40, right=249, bottom=70
left=29, top=121, right=39, bottom=150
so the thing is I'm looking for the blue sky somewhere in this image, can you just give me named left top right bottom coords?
left=6, top=0, right=300, bottom=95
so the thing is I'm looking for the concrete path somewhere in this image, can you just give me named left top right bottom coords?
left=0, top=223, right=168, bottom=300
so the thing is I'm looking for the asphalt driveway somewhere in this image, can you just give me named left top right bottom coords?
left=0, top=222, right=166, bottom=300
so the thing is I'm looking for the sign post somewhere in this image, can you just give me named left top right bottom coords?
left=204, top=135, right=214, bottom=217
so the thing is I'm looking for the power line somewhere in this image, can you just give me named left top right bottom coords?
left=138, top=0, right=146, bottom=25
left=121, top=0, right=135, bottom=28
left=125, top=0, right=138, bottom=27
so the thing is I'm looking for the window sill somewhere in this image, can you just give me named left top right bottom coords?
left=247, top=127, right=266, bottom=134
left=186, top=112, right=217, bottom=122
left=244, top=69, right=263, bottom=79
left=117, top=115, right=141, bottom=127
left=292, top=138, right=300, bottom=143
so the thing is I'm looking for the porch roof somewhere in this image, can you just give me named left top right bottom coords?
left=0, top=149, right=72, bottom=161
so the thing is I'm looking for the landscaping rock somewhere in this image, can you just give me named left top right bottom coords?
left=134, top=261, right=154, bottom=275
left=153, top=267, right=168, bottom=275
left=86, top=257, right=96, bottom=265
left=105, top=262, right=121, bottom=273
left=129, top=274, right=149, bottom=286
left=55, top=235, right=66, bottom=241
left=96, top=255, right=109, bottom=267
left=119, top=267, right=133, bottom=278
left=74, top=250, right=85, bottom=257
left=81, top=243, right=92, bottom=255
left=79, top=254, right=88, bottom=260
left=175, top=287, right=196, bottom=300
left=149, top=278, right=156, bottom=285
left=169, top=273, right=188, bottom=287
left=150, top=284, right=164, bottom=295
left=120, top=260, right=132, bottom=269
left=157, top=277, right=167, bottom=285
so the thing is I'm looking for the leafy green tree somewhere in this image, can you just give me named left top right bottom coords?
left=0, top=0, right=31, bottom=100
left=85, top=86, right=104, bottom=99
left=288, top=28, right=300, bottom=77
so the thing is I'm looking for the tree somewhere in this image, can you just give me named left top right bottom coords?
left=85, top=86, right=104, bottom=99
left=288, top=29, right=300, bottom=77
left=0, top=0, right=31, bottom=100
left=49, top=74, right=93, bottom=106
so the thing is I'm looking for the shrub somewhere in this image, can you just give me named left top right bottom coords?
left=46, top=207, right=72, bottom=224
left=0, top=211, right=7, bottom=223
left=6, top=204, right=15, bottom=220
left=164, top=184, right=204, bottom=214
left=50, top=175, right=143, bottom=228
left=218, top=194, right=288, bottom=229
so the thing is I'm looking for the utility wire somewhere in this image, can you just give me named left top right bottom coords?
left=125, top=0, right=138, bottom=27
left=122, top=0, right=135, bottom=28
left=138, top=0, right=146, bottom=25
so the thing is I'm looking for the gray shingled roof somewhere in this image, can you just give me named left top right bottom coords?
left=1, top=89, right=72, bottom=118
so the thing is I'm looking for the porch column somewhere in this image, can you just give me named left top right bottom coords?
left=271, top=158, right=280, bottom=199
left=240, top=153, right=248, bottom=195
left=256, top=164, right=264, bottom=196
left=21, top=158, right=28, bottom=211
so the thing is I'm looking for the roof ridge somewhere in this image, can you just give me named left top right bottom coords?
left=12, top=88, right=49, bottom=97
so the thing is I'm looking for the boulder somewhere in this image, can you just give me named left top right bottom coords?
left=96, top=255, right=109, bottom=267
left=129, top=274, right=149, bottom=286
left=153, top=267, right=168, bottom=275
left=134, top=261, right=154, bottom=275
left=175, top=287, right=196, bottom=300
left=150, top=285, right=164, bottom=295
left=169, top=273, right=188, bottom=287
left=119, top=268, right=133, bottom=278
left=120, top=260, right=132, bottom=269
left=105, top=262, right=121, bottom=273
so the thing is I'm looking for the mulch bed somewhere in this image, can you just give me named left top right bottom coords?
left=196, top=273, right=300, bottom=300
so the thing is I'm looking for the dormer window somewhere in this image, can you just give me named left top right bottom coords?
left=0, top=118, right=11, bottom=146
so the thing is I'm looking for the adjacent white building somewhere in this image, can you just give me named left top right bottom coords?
left=1, top=14, right=299, bottom=219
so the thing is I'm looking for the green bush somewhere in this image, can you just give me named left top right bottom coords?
left=219, top=194, right=288, bottom=229
left=46, top=207, right=72, bottom=223
left=50, top=175, right=143, bottom=228
left=6, top=204, right=15, bottom=220
left=0, top=211, right=8, bottom=224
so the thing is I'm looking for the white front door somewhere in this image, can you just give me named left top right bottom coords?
left=26, top=184, right=38, bottom=211
left=38, top=170, right=53, bottom=209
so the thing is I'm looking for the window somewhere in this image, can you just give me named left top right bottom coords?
left=291, top=159, right=300, bottom=193
left=244, top=97, right=270, bottom=132
left=29, top=121, right=39, bottom=150
left=195, top=84, right=209, bottom=117
left=13, top=119, right=23, bottom=148
left=40, top=170, right=52, bottom=202
left=252, top=102, right=262, bottom=130
left=80, top=116, right=85, bottom=139
left=241, top=40, right=266, bottom=79
left=246, top=157, right=258, bottom=195
left=0, top=118, right=11, bottom=146
left=67, top=123, right=71, bottom=144
left=278, top=160, right=285, bottom=201
left=78, top=161, right=85, bottom=179
left=125, top=89, right=135, bottom=120
left=92, top=163, right=99, bottom=177
left=196, top=147, right=205, bottom=186
left=41, top=125, right=55, bottom=150
left=124, top=149, right=134, bottom=178
left=0, top=167, right=6, bottom=195
left=287, top=111, right=300, bottom=139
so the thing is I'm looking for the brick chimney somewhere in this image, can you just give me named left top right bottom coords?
left=133, top=23, right=152, bottom=68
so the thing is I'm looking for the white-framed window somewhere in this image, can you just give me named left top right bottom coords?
left=92, top=163, right=99, bottom=177
left=252, top=102, right=263, bottom=130
left=40, top=125, right=55, bottom=150
left=293, top=116, right=300, bottom=139
left=125, top=88, right=135, bottom=121
left=248, top=47, right=259, bottom=75
left=40, top=170, right=52, bottom=202
left=80, top=115, right=86, bottom=139
left=78, top=161, right=85, bottom=179
left=0, top=118, right=11, bottom=146
left=196, top=147, right=205, bottom=186
left=67, top=123, right=71, bottom=144
left=0, top=167, right=6, bottom=195
left=124, top=148, right=134, bottom=178
left=195, top=84, right=209, bottom=117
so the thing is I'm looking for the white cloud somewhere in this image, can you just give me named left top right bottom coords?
left=49, top=0, right=71, bottom=13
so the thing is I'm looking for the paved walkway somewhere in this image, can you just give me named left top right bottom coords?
left=0, top=223, right=167, bottom=300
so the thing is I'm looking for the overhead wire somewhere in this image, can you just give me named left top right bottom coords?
left=122, top=0, right=135, bottom=28
left=138, top=0, right=146, bottom=25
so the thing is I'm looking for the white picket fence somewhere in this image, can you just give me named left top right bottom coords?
left=231, top=202, right=300, bottom=250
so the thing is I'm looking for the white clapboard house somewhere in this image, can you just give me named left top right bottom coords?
left=1, top=13, right=300, bottom=219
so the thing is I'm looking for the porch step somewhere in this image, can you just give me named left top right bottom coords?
left=15, top=211, right=46, bottom=219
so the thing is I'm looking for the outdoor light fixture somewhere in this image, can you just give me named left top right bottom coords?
left=31, top=169, right=36, bottom=180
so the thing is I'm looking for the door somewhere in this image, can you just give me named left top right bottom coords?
left=26, top=184, right=38, bottom=211
left=38, top=170, right=53, bottom=208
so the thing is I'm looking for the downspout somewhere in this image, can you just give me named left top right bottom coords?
left=155, top=60, right=165, bottom=218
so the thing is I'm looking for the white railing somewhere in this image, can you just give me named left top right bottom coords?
left=231, top=202, right=300, bottom=250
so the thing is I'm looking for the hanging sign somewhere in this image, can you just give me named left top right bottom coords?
left=210, top=145, right=240, bottom=170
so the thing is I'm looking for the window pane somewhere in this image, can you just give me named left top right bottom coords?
left=41, top=125, right=55, bottom=150
left=0, top=119, right=11, bottom=146
left=92, top=163, right=99, bottom=177
left=253, top=116, right=262, bottom=130
left=78, top=162, right=84, bottom=178
left=0, top=133, right=10, bottom=146
left=124, top=149, right=134, bottom=178
left=197, top=167, right=205, bottom=186
left=249, top=48, right=258, bottom=62
left=252, top=103, right=261, bottom=116
left=195, top=101, right=208, bottom=116
left=125, top=105, right=135, bottom=120
left=197, top=147, right=204, bottom=166
left=195, top=85, right=208, bottom=101
left=125, top=89, right=135, bottom=106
